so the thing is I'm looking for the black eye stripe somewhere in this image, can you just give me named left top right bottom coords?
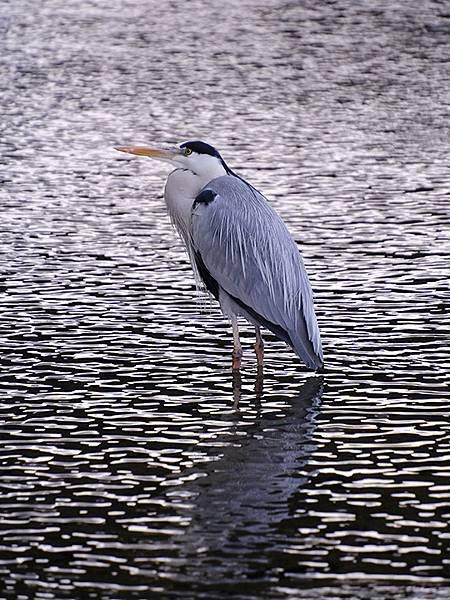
left=180, top=141, right=219, bottom=157
left=179, top=140, right=234, bottom=176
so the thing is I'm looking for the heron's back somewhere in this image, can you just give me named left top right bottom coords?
left=191, top=175, right=323, bottom=369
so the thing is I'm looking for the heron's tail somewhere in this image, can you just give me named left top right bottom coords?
left=288, top=327, right=324, bottom=371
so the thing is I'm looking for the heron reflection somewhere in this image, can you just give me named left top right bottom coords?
left=162, top=376, right=323, bottom=582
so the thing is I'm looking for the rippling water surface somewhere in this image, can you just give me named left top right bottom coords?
left=1, top=0, right=450, bottom=598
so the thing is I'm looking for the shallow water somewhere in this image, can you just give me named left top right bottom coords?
left=1, top=0, right=450, bottom=598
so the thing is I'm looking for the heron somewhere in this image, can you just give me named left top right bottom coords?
left=115, top=140, right=323, bottom=371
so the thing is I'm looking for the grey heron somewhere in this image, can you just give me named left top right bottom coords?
left=115, top=140, right=323, bottom=371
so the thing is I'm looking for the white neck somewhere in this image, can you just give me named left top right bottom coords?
left=164, top=159, right=227, bottom=244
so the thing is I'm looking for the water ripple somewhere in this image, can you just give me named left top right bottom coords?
left=1, top=0, right=450, bottom=598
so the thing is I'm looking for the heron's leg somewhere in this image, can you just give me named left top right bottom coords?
left=254, top=325, right=264, bottom=368
left=231, top=316, right=242, bottom=371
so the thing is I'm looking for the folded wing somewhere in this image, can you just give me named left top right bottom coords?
left=190, top=176, right=323, bottom=369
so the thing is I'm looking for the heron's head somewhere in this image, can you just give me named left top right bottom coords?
left=115, top=140, right=231, bottom=179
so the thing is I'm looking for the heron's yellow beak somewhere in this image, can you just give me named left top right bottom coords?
left=114, top=146, right=178, bottom=161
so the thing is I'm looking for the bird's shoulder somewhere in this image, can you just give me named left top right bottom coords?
left=192, top=175, right=275, bottom=230
left=198, top=175, right=265, bottom=206
left=192, top=174, right=297, bottom=257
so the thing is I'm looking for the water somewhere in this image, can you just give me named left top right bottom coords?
left=1, top=0, right=450, bottom=598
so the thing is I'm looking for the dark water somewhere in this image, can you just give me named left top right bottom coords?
left=1, top=0, right=450, bottom=598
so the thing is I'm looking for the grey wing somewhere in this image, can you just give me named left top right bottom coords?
left=191, top=176, right=323, bottom=369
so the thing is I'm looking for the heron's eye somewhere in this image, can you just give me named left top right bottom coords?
left=184, top=148, right=193, bottom=156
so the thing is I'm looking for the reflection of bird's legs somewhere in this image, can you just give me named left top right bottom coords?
left=232, top=368, right=242, bottom=409
left=255, top=325, right=264, bottom=369
left=255, top=366, right=264, bottom=405
left=231, top=316, right=242, bottom=371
